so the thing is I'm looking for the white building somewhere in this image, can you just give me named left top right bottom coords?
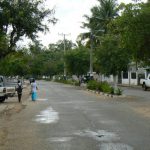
left=97, top=62, right=150, bottom=86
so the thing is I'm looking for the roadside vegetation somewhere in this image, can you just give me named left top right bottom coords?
left=87, top=80, right=122, bottom=95
left=54, top=79, right=80, bottom=86
left=54, top=78, right=122, bottom=95
left=0, top=0, right=150, bottom=94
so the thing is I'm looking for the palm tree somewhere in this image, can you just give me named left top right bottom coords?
left=78, top=0, right=118, bottom=77
left=82, top=0, right=118, bottom=35
left=79, top=0, right=118, bottom=47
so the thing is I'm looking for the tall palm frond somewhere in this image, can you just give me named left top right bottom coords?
left=79, top=0, right=118, bottom=47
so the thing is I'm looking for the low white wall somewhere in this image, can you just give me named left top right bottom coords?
left=122, top=72, right=138, bottom=86
left=122, top=79, right=137, bottom=85
left=130, top=79, right=138, bottom=85
left=98, top=74, right=114, bottom=83
left=122, top=79, right=129, bottom=85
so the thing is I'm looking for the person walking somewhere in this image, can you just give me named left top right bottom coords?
left=16, top=80, right=23, bottom=103
left=31, top=79, right=38, bottom=101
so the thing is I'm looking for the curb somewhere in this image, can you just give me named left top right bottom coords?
left=86, top=89, right=125, bottom=98
left=118, top=84, right=142, bottom=89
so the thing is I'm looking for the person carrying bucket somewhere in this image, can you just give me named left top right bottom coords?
left=31, top=79, right=38, bottom=101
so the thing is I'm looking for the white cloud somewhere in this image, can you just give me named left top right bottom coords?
left=36, top=0, right=147, bottom=47
left=38, top=0, right=99, bottom=46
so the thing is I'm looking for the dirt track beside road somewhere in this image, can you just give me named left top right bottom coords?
left=0, top=84, right=30, bottom=117
left=0, top=84, right=30, bottom=146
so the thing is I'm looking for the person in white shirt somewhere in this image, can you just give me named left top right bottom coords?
left=31, top=79, right=38, bottom=101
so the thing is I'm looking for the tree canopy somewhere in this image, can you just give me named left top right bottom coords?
left=96, top=34, right=130, bottom=76
left=1, top=0, right=150, bottom=78
left=65, top=46, right=90, bottom=75
left=0, top=0, right=57, bottom=55
left=111, top=2, right=150, bottom=66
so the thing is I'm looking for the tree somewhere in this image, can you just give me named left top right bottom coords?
left=0, top=32, right=9, bottom=59
left=48, top=39, right=76, bottom=51
left=28, top=47, right=64, bottom=77
left=0, top=41, right=65, bottom=77
left=96, top=34, right=130, bottom=87
left=78, top=0, right=118, bottom=74
left=111, top=2, right=150, bottom=67
left=48, top=43, right=58, bottom=52
left=65, top=47, right=90, bottom=75
left=0, top=51, right=30, bottom=76
left=133, top=2, right=150, bottom=65
left=81, top=0, right=118, bottom=40
left=0, top=0, right=57, bottom=53
left=29, top=40, right=44, bottom=55
left=57, top=39, right=76, bottom=51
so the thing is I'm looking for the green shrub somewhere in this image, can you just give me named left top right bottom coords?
left=97, top=83, right=102, bottom=91
left=87, top=80, right=99, bottom=90
left=110, top=87, right=114, bottom=95
left=54, top=78, right=80, bottom=86
left=100, top=81, right=112, bottom=93
left=114, top=88, right=122, bottom=95
left=54, top=79, right=68, bottom=84
left=74, top=81, right=80, bottom=86
left=55, top=78, right=122, bottom=95
left=87, top=80, right=113, bottom=93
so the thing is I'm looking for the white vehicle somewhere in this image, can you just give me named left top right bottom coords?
left=0, top=76, right=7, bottom=102
left=0, top=76, right=16, bottom=102
left=140, top=74, right=150, bottom=91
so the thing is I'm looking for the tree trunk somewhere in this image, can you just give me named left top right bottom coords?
left=113, top=75, right=118, bottom=90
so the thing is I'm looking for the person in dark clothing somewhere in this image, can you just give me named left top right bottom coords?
left=16, top=80, right=23, bottom=103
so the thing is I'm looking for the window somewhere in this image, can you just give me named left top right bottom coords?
left=138, top=74, right=145, bottom=79
left=0, top=77, right=3, bottom=83
left=123, top=72, right=128, bottom=79
left=131, top=72, right=136, bottom=79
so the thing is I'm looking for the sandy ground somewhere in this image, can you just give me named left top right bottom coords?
left=133, top=106, right=150, bottom=118
left=0, top=83, right=31, bottom=146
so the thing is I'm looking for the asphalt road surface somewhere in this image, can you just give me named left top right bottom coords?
left=0, top=81, right=150, bottom=150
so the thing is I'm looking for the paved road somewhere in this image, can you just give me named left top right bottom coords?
left=0, top=81, right=150, bottom=150
left=122, top=86, right=150, bottom=100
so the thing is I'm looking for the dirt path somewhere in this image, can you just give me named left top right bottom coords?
left=0, top=83, right=31, bottom=146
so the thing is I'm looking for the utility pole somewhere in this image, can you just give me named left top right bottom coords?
left=89, top=30, right=104, bottom=76
left=89, top=33, right=93, bottom=75
left=58, top=33, right=70, bottom=77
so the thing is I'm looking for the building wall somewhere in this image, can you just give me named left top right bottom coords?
left=122, top=71, right=138, bottom=85
left=96, top=74, right=117, bottom=84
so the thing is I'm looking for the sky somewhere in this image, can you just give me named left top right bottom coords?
left=35, top=0, right=146, bottom=47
